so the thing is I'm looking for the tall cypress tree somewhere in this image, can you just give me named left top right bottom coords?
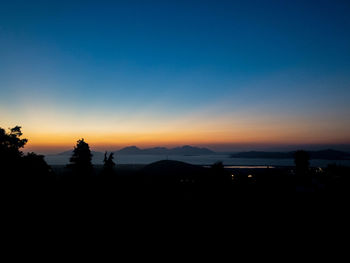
left=102, top=151, right=116, bottom=176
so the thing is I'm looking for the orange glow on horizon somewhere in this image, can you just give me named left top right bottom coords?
left=2, top=98, right=350, bottom=154
left=22, top=127, right=350, bottom=153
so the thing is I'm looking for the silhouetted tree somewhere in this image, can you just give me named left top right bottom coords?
left=1, top=126, right=52, bottom=185
left=294, top=150, right=312, bottom=191
left=211, top=161, right=224, bottom=171
left=210, top=161, right=230, bottom=185
left=68, top=139, right=93, bottom=177
left=294, top=150, right=310, bottom=176
left=1, top=126, right=28, bottom=176
left=0, top=126, right=28, bottom=161
left=102, top=151, right=115, bottom=176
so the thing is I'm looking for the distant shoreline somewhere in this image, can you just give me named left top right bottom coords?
left=230, top=149, right=350, bottom=160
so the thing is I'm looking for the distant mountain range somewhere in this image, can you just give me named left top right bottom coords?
left=51, top=148, right=350, bottom=161
left=116, top=145, right=214, bottom=155
left=53, top=145, right=215, bottom=156
left=230, top=149, right=350, bottom=160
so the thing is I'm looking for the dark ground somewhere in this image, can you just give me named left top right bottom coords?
left=3, top=160, right=350, bottom=242
left=36, top=160, right=350, bottom=201
left=4, top=160, right=350, bottom=209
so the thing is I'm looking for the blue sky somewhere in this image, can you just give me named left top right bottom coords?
left=1, top=0, right=350, bottom=152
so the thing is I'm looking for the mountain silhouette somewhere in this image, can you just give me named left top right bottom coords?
left=115, top=146, right=142, bottom=155
left=54, top=145, right=214, bottom=156
left=114, top=145, right=215, bottom=155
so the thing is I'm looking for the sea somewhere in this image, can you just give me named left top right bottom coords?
left=44, top=154, right=350, bottom=168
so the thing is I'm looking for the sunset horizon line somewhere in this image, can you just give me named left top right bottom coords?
left=23, top=142, right=350, bottom=155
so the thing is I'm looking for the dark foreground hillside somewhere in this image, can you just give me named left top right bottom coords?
left=4, top=160, right=350, bottom=206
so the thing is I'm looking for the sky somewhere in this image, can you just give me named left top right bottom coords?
left=1, top=0, right=350, bottom=153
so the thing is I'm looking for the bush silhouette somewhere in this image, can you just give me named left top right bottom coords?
left=294, top=150, right=312, bottom=191
left=210, top=161, right=231, bottom=184
left=23, top=152, right=53, bottom=181
left=211, top=161, right=224, bottom=171
left=294, top=150, right=310, bottom=176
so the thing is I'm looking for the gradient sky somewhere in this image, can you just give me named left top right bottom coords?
left=1, top=0, right=350, bottom=153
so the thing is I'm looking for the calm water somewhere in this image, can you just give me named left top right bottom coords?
left=44, top=154, right=350, bottom=167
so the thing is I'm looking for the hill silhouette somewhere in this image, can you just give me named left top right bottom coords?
left=142, top=160, right=206, bottom=176
left=140, top=160, right=231, bottom=188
